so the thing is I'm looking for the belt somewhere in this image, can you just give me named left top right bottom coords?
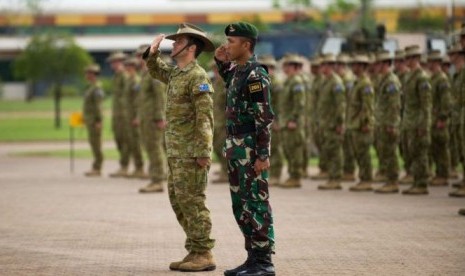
left=227, top=123, right=256, bottom=136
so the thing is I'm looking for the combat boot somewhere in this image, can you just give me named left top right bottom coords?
left=279, top=178, right=302, bottom=188
left=212, top=172, right=229, bottom=184
left=138, top=182, right=164, bottom=193
left=402, top=185, right=429, bottom=195
left=178, top=250, right=216, bottom=272
left=311, top=171, right=329, bottom=180
left=374, top=182, right=399, bottom=194
left=128, top=168, right=146, bottom=179
left=399, top=174, right=414, bottom=185
left=109, top=167, right=128, bottom=178
left=268, top=177, right=281, bottom=187
left=236, top=250, right=275, bottom=276
left=224, top=250, right=254, bottom=276
left=349, top=181, right=373, bottom=192
left=430, top=177, right=448, bottom=187
left=449, top=187, right=465, bottom=198
left=452, top=180, right=464, bottom=189
left=169, top=251, right=195, bottom=271
left=373, top=172, right=387, bottom=183
left=84, top=169, right=101, bottom=177
left=449, top=169, right=459, bottom=179
left=317, top=180, right=342, bottom=190
left=458, top=208, right=465, bottom=216
left=341, top=173, right=356, bottom=182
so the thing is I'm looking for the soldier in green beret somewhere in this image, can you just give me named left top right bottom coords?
left=145, top=23, right=216, bottom=271
left=215, top=21, right=276, bottom=276
left=83, top=64, right=104, bottom=177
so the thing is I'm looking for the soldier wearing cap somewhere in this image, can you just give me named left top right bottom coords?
left=134, top=45, right=168, bottom=193
left=145, top=23, right=216, bottom=271
left=345, top=54, right=374, bottom=191
left=259, top=54, right=284, bottom=187
left=107, top=51, right=131, bottom=178
left=83, top=64, right=105, bottom=177
left=427, top=50, right=452, bottom=187
left=316, top=53, right=346, bottom=191
left=373, top=51, right=402, bottom=194
left=401, top=45, right=432, bottom=195
left=215, top=21, right=275, bottom=276
left=335, top=53, right=356, bottom=182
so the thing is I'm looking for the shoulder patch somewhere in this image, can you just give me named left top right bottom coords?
left=419, top=81, right=431, bottom=91
left=386, top=83, right=397, bottom=94
left=334, top=83, right=344, bottom=93
left=438, top=81, right=449, bottom=90
left=248, top=82, right=263, bottom=93
left=364, top=86, right=373, bottom=94
left=199, top=83, right=211, bottom=92
left=293, top=84, right=305, bottom=93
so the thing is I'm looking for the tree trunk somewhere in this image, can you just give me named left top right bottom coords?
left=54, top=82, right=62, bottom=129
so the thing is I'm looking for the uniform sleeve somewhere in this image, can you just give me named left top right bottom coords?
left=248, top=67, right=275, bottom=157
left=93, top=86, right=104, bottom=123
left=191, top=73, right=214, bottom=158
left=215, top=58, right=234, bottom=86
left=332, top=80, right=346, bottom=129
left=382, top=79, right=401, bottom=128
left=290, top=77, right=306, bottom=124
left=358, top=81, right=374, bottom=129
left=436, top=76, right=452, bottom=121
left=151, top=79, right=166, bottom=122
left=416, top=75, right=432, bottom=130
left=146, top=51, right=173, bottom=84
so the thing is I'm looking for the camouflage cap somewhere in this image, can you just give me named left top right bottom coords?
left=258, top=54, right=277, bottom=67
left=165, top=22, right=215, bottom=52
left=224, top=22, right=258, bottom=39
left=106, top=51, right=127, bottom=62
left=311, top=56, right=322, bottom=66
left=442, top=56, right=451, bottom=64
left=321, top=53, right=336, bottom=64
left=447, top=44, right=463, bottom=55
left=135, top=44, right=150, bottom=55
left=427, top=50, right=442, bottom=62
left=351, top=54, right=370, bottom=64
left=394, top=49, right=405, bottom=60
left=336, top=53, right=350, bottom=64
left=367, top=53, right=376, bottom=64
left=85, top=64, right=101, bottom=74
left=281, top=53, right=304, bottom=65
left=123, top=56, right=139, bottom=66
left=405, top=45, right=422, bottom=57
left=376, top=50, right=391, bottom=62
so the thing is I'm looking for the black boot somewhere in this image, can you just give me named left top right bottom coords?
left=237, top=250, right=275, bottom=276
left=224, top=251, right=254, bottom=276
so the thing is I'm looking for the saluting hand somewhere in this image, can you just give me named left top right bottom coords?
left=150, top=34, right=166, bottom=54
left=215, top=45, right=228, bottom=62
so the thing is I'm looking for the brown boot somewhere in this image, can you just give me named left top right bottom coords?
left=373, top=172, right=387, bottom=183
left=349, top=181, right=373, bottom=192
left=374, top=182, right=399, bottom=194
left=178, top=251, right=216, bottom=272
left=109, top=167, right=128, bottom=178
left=449, top=187, right=465, bottom=198
left=84, top=169, right=101, bottom=177
left=341, top=173, right=356, bottom=182
left=311, top=171, right=329, bottom=180
left=318, top=180, right=342, bottom=190
left=138, top=182, right=164, bottom=193
left=402, top=185, right=429, bottom=195
left=279, top=178, right=302, bottom=188
left=399, top=174, right=414, bottom=185
left=127, top=169, right=146, bottom=179
left=169, top=252, right=196, bottom=271
left=449, top=170, right=459, bottom=179
left=430, top=177, right=448, bottom=186
left=452, top=180, right=465, bottom=189
left=459, top=208, right=465, bottom=216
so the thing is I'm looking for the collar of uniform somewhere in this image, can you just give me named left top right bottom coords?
left=236, top=55, right=258, bottom=72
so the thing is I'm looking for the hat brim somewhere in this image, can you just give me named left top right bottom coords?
left=165, top=33, right=215, bottom=52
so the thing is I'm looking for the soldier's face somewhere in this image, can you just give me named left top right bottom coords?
left=171, top=35, right=191, bottom=58
left=225, top=36, right=248, bottom=61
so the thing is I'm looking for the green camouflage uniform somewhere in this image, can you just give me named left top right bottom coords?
left=83, top=81, right=104, bottom=170
left=301, top=73, right=312, bottom=175
left=375, top=71, right=402, bottom=182
left=309, top=74, right=327, bottom=172
left=269, top=74, right=284, bottom=179
left=397, top=70, right=412, bottom=175
left=281, top=73, right=306, bottom=179
left=216, top=55, right=275, bottom=252
left=212, top=76, right=228, bottom=177
left=346, top=73, right=374, bottom=182
left=138, top=70, right=167, bottom=183
left=111, top=71, right=130, bottom=168
left=147, top=52, right=215, bottom=253
left=402, top=67, right=432, bottom=188
left=317, top=72, right=346, bottom=181
left=341, top=71, right=356, bottom=176
left=123, top=73, right=144, bottom=170
left=450, top=68, right=465, bottom=176
left=430, top=71, right=452, bottom=179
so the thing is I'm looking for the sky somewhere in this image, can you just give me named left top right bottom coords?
left=0, top=0, right=462, bottom=14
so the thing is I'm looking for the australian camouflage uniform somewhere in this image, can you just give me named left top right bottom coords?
left=83, top=80, right=104, bottom=172
left=268, top=73, right=284, bottom=184
left=111, top=70, right=130, bottom=173
left=341, top=70, right=357, bottom=180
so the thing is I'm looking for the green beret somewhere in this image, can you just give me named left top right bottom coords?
left=225, top=22, right=258, bottom=39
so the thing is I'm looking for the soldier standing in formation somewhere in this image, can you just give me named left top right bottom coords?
left=317, top=53, right=346, bottom=190
left=145, top=23, right=216, bottom=272
left=107, top=51, right=130, bottom=178
left=136, top=45, right=168, bottom=193
left=346, top=54, right=375, bottom=191
left=215, top=22, right=276, bottom=276
left=83, top=64, right=104, bottom=177
left=401, top=45, right=432, bottom=195
left=279, top=54, right=306, bottom=188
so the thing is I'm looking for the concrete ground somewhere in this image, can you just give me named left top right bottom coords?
left=0, top=142, right=464, bottom=276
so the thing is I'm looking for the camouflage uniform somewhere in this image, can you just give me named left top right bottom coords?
left=341, top=70, right=356, bottom=178
left=83, top=81, right=104, bottom=171
left=269, top=74, right=284, bottom=181
left=397, top=70, right=412, bottom=178
left=280, top=73, right=306, bottom=181
left=317, top=72, right=346, bottom=184
left=138, top=70, right=167, bottom=183
left=430, top=70, right=452, bottom=181
left=346, top=73, right=374, bottom=183
left=147, top=51, right=215, bottom=253
left=309, top=73, right=327, bottom=174
left=111, top=71, right=130, bottom=169
left=450, top=67, right=465, bottom=179
left=212, top=76, right=228, bottom=178
left=123, top=73, right=144, bottom=171
left=216, top=55, right=275, bottom=252
left=402, top=67, right=432, bottom=191
left=301, top=72, right=312, bottom=176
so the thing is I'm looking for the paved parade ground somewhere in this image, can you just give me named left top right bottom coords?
left=1, top=142, right=464, bottom=276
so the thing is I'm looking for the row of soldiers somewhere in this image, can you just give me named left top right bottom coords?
left=252, top=38, right=465, bottom=197
left=83, top=45, right=169, bottom=194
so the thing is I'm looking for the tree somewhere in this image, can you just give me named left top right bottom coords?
left=14, top=33, right=92, bottom=128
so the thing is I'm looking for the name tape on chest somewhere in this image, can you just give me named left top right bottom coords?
left=248, top=82, right=263, bottom=93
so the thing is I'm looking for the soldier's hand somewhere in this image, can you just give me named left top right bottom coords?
left=150, top=34, right=166, bottom=54
left=155, top=120, right=166, bottom=130
left=287, top=121, right=297, bottom=130
left=417, top=128, right=427, bottom=136
left=436, top=120, right=446, bottom=129
left=254, top=159, right=270, bottom=176
left=196, top=157, right=211, bottom=168
left=361, top=125, right=370, bottom=133
left=335, top=125, right=344, bottom=135
left=132, top=119, right=139, bottom=127
left=95, top=122, right=102, bottom=130
left=272, top=122, right=280, bottom=131
left=215, top=45, right=228, bottom=62
left=386, top=126, right=396, bottom=136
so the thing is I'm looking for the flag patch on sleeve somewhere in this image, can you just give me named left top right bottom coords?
left=199, top=83, right=210, bottom=92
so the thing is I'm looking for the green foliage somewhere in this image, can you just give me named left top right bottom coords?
left=397, top=14, right=444, bottom=32
left=326, top=0, right=358, bottom=15
left=45, top=84, right=80, bottom=97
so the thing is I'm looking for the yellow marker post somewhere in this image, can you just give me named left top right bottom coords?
left=69, top=112, right=83, bottom=173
